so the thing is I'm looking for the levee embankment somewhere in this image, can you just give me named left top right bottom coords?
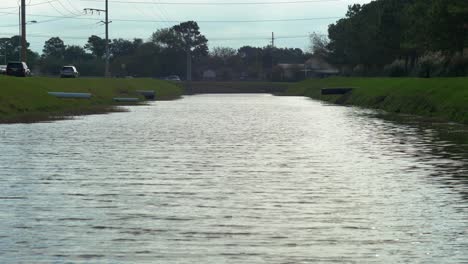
left=0, top=76, right=182, bottom=123
left=286, top=77, right=468, bottom=124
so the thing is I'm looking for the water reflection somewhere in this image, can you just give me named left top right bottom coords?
left=0, top=94, right=467, bottom=263
left=367, top=111, right=468, bottom=203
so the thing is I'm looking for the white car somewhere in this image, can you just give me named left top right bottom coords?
left=0, top=65, right=6, bottom=74
left=60, top=66, right=79, bottom=78
left=164, top=75, right=181, bottom=81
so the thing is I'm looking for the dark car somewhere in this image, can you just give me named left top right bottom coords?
left=60, top=66, right=79, bottom=78
left=6, top=61, right=31, bottom=77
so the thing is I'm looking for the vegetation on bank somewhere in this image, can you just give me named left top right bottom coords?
left=0, top=76, right=182, bottom=123
left=319, top=0, right=468, bottom=77
left=286, top=77, right=468, bottom=124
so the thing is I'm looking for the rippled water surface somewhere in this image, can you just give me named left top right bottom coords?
left=1, top=94, right=467, bottom=263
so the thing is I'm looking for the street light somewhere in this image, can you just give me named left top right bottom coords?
left=17, top=17, right=37, bottom=61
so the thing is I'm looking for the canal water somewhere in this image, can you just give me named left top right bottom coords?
left=0, top=94, right=467, bottom=263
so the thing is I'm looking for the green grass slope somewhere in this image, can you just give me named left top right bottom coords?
left=286, top=77, right=468, bottom=124
left=0, top=76, right=182, bottom=123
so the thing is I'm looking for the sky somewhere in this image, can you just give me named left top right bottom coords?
left=0, top=0, right=373, bottom=54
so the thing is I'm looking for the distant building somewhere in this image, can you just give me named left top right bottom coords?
left=304, top=56, right=339, bottom=78
left=202, top=69, right=216, bottom=80
left=277, top=63, right=304, bottom=80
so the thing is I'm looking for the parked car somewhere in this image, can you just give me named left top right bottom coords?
left=0, top=65, right=6, bottom=74
left=6, top=61, right=30, bottom=77
left=60, top=66, right=79, bottom=78
left=164, top=75, right=181, bottom=81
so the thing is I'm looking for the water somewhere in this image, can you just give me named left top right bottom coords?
left=0, top=94, right=467, bottom=263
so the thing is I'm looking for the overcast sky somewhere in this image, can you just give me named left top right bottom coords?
left=1, top=0, right=373, bottom=54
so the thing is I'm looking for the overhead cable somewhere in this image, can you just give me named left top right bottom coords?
left=80, top=0, right=340, bottom=5
left=0, top=11, right=341, bottom=23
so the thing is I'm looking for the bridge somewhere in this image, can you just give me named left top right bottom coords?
left=181, top=81, right=291, bottom=95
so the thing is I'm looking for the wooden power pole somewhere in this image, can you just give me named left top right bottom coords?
left=84, top=0, right=110, bottom=77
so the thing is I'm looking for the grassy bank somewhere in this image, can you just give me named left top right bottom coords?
left=0, top=76, right=182, bottom=123
left=286, top=77, right=468, bottom=124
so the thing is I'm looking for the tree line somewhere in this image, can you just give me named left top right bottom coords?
left=1, top=21, right=310, bottom=80
left=320, top=0, right=468, bottom=77
left=4, top=0, right=465, bottom=80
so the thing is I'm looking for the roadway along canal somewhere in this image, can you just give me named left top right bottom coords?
left=0, top=94, right=467, bottom=263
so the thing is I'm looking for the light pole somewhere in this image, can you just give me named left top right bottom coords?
left=21, top=0, right=26, bottom=62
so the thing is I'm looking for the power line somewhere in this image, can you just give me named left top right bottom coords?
left=80, top=0, right=340, bottom=5
left=151, top=0, right=173, bottom=28
left=0, top=33, right=315, bottom=41
left=209, top=34, right=316, bottom=41
left=47, top=0, right=72, bottom=16
left=0, top=0, right=59, bottom=10
left=63, top=0, right=84, bottom=14
left=54, top=0, right=83, bottom=16
left=107, top=16, right=341, bottom=23
left=0, top=11, right=341, bottom=23
left=0, top=14, right=89, bottom=28
left=0, top=33, right=105, bottom=40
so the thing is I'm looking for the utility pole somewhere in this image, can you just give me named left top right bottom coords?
left=271, top=32, right=274, bottom=47
left=21, top=0, right=26, bottom=62
left=104, top=0, right=109, bottom=77
left=271, top=32, right=275, bottom=81
left=84, top=0, right=110, bottom=77
left=18, top=6, right=21, bottom=61
left=186, top=47, right=191, bottom=82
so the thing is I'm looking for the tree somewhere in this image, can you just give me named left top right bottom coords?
left=42, top=37, right=65, bottom=58
left=152, top=21, right=208, bottom=56
left=327, top=0, right=413, bottom=70
left=309, top=33, right=329, bottom=59
left=152, top=21, right=208, bottom=80
left=64, top=45, right=88, bottom=63
left=85, top=35, right=108, bottom=58
left=326, top=0, right=467, bottom=75
left=211, top=47, right=236, bottom=61
left=0, top=37, right=20, bottom=63
left=111, top=38, right=142, bottom=57
left=172, top=21, right=208, bottom=57
left=0, top=35, right=37, bottom=65
left=151, top=28, right=181, bottom=49
left=238, top=46, right=262, bottom=65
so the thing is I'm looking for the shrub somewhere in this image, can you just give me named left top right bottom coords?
left=352, top=64, right=366, bottom=76
left=446, top=52, right=468, bottom=77
left=384, top=59, right=407, bottom=77
left=414, top=52, right=446, bottom=78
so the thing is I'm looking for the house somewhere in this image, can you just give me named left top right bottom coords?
left=276, top=63, right=305, bottom=80
left=202, top=69, right=216, bottom=80
left=304, top=56, right=339, bottom=78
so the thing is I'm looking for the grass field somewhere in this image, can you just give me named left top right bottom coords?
left=0, top=76, right=183, bottom=123
left=286, top=77, right=468, bottom=124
